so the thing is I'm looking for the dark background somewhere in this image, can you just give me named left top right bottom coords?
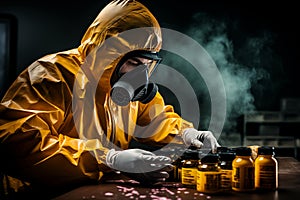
left=0, top=0, right=299, bottom=133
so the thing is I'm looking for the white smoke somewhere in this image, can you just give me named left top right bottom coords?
left=186, top=12, right=271, bottom=132
left=151, top=10, right=280, bottom=136
left=154, top=12, right=276, bottom=134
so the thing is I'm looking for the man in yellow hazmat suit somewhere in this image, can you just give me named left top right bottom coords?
left=0, top=0, right=220, bottom=194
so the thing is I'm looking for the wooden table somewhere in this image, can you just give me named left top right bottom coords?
left=52, top=157, right=300, bottom=200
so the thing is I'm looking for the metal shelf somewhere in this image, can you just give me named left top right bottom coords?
left=243, top=111, right=300, bottom=158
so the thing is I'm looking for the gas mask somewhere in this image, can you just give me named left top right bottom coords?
left=110, top=50, right=162, bottom=106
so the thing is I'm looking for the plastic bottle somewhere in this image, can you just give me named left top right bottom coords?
left=197, top=153, right=222, bottom=194
left=181, top=149, right=200, bottom=188
left=232, top=147, right=255, bottom=192
left=254, top=146, right=278, bottom=190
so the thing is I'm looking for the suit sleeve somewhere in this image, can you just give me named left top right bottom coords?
left=134, top=92, right=194, bottom=146
left=0, top=61, right=110, bottom=187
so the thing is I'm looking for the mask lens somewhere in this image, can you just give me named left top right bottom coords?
left=115, top=50, right=162, bottom=78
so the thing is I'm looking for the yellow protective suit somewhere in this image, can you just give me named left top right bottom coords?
left=0, top=0, right=193, bottom=190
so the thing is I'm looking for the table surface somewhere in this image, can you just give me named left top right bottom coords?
left=53, top=157, right=300, bottom=200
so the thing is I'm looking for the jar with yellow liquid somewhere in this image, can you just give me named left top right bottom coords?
left=181, top=149, right=200, bottom=188
left=254, top=146, right=278, bottom=191
left=219, top=151, right=236, bottom=192
left=197, top=153, right=222, bottom=194
left=232, top=147, right=255, bottom=192
left=170, top=148, right=185, bottom=182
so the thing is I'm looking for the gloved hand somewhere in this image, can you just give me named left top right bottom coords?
left=106, top=148, right=173, bottom=184
left=182, top=128, right=220, bottom=152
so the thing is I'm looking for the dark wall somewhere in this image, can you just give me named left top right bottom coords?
left=0, top=0, right=110, bottom=73
left=0, top=0, right=299, bottom=130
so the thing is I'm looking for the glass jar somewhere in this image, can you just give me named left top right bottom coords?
left=197, top=153, right=222, bottom=194
left=181, top=149, right=200, bottom=188
left=172, top=148, right=185, bottom=181
left=232, top=147, right=255, bottom=192
left=254, top=146, right=278, bottom=190
left=219, top=151, right=236, bottom=192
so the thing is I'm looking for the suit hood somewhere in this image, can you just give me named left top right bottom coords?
left=77, top=0, right=162, bottom=93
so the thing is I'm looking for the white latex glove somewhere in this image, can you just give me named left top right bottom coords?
left=106, top=148, right=173, bottom=184
left=106, top=149, right=173, bottom=184
left=182, top=128, right=221, bottom=152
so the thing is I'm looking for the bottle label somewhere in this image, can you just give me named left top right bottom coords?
left=256, top=165, right=277, bottom=189
left=232, top=166, right=254, bottom=191
left=197, top=171, right=222, bottom=193
left=182, top=168, right=197, bottom=185
left=221, top=169, right=232, bottom=191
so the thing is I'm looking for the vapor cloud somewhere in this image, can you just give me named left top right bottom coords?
left=186, top=12, right=274, bottom=132
left=155, top=12, right=278, bottom=134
